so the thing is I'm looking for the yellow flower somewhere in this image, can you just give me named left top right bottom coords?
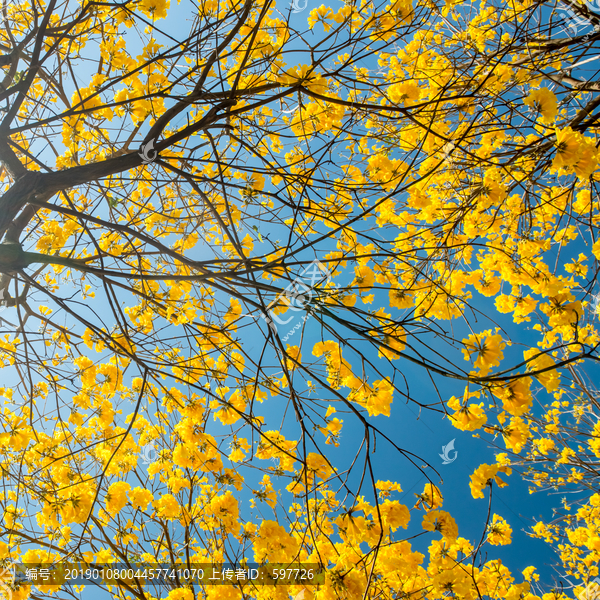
left=318, top=416, right=343, bottom=445
left=487, top=514, right=512, bottom=545
left=470, top=463, right=512, bottom=499
left=492, top=378, right=533, bottom=416
left=253, top=520, right=299, bottom=562
left=523, top=348, right=560, bottom=392
left=214, top=389, right=246, bottom=425
left=534, top=437, right=556, bottom=456
left=353, top=264, right=375, bottom=293
left=97, top=362, right=123, bottom=398
left=167, top=589, right=194, bottom=600
left=106, top=481, right=131, bottom=515
left=380, top=500, right=410, bottom=531
left=573, top=141, right=598, bottom=179
left=375, top=480, right=403, bottom=498
left=378, top=323, right=406, bottom=361
left=553, top=127, right=581, bottom=169
left=414, top=483, right=443, bottom=511
left=389, top=288, right=414, bottom=309
left=461, top=330, right=505, bottom=376
left=523, top=87, right=557, bottom=123
left=210, top=491, right=241, bottom=535
left=74, top=355, right=97, bottom=388
left=153, top=494, right=180, bottom=519
left=353, top=378, right=394, bottom=417
left=308, top=4, right=334, bottom=30
left=229, top=447, right=246, bottom=462
left=173, top=443, right=193, bottom=468
left=388, top=81, right=421, bottom=106
left=129, top=487, right=154, bottom=511
left=448, top=390, right=487, bottom=431
left=306, top=452, right=334, bottom=480
left=502, top=416, right=530, bottom=453
left=422, top=510, right=458, bottom=541
left=284, top=344, right=302, bottom=371
left=335, top=512, right=369, bottom=541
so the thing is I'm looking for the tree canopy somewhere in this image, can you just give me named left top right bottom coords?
left=0, top=0, right=599, bottom=598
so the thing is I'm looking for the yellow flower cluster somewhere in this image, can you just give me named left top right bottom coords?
left=470, top=463, right=512, bottom=499
left=448, top=389, right=487, bottom=431
left=422, top=510, right=458, bottom=542
left=523, top=88, right=558, bottom=124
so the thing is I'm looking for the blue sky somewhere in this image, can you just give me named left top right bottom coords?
left=4, top=0, right=600, bottom=597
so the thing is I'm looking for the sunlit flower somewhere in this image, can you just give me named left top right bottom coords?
left=523, top=87, right=557, bottom=124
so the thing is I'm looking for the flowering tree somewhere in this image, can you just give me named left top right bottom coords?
left=0, top=0, right=599, bottom=598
